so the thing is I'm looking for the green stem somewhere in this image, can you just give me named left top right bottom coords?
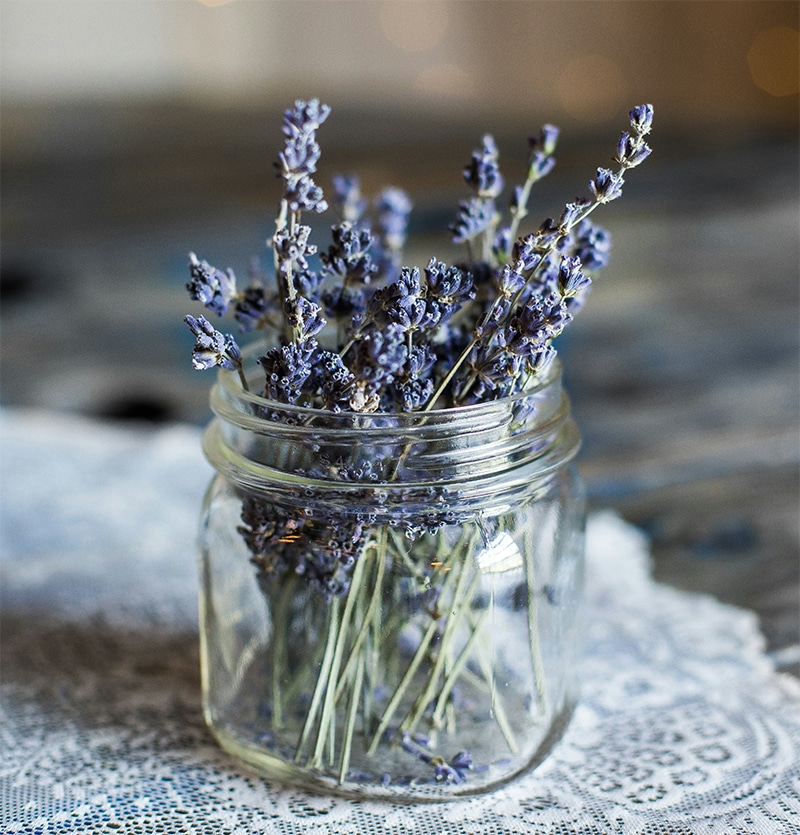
left=271, top=578, right=296, bottom=730
left=333, top=531, right=386, bottom=704
left=366, top=616, right=440, bottom=756
left=524, top=532, right=547, bottom=715
left=338, top=650, right=365, bottom=784
left=309, top=551, right=368, bottom=769
left=430, top=607, right=490, bottom=728
left=399, top=562, right=481, bottom=734
left=293, top=597, right=341, bottom=764
left=473, top=626, right=519, bottom=754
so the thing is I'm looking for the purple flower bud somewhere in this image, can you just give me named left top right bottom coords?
left=557, top=255, right=591, bottom=298
left=615, top=133, right=653, bottom=168
left=629, top=103, right=654, bottom=134
left=284, top=296, right=327, bottom=339
left=559, top=199, right=591, bottom=231
left=376, top=187, right=413, bottom=251
left=525, top=343, right=557, bottom=376
left=425, top=259, right=474, bottom=322
left=463, top=134, right=504, bottom=198
left=530, top=124, right=560, bottom=156
left=450, top=196, right=496, bottom=244
left=187, top=253, right=237, bottom=316
left=258, top=338, right=317, bottom=404
left=530, top=151, right=556, bottom=180
left=274, top=226, right=316, bottom=272
left=234, top=285, right=273, bottom=332
left=497, top=264, right=526, bottom=297
left=184, top=315, right=241, bottom=371
left=331, top=174, right=367, bottom=223
left=284, top=174, right=328, bottom=214
left=512, top=234, right=543, bottom=272
left=590, top=168, right=624, bottom=203
left=282, top=98, right=331, bottom=137
left=539, top=124, right=560, bottom=155
left=571, top=219, right=612, bottom=270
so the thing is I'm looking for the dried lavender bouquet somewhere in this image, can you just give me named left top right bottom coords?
left=185, top=99, right=653, bottom=790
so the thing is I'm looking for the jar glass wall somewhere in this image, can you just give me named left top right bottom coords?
left=198, top=359, right=585, bottom=801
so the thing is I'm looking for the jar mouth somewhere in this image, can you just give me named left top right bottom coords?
left=211, top=342, right=564, bottom=435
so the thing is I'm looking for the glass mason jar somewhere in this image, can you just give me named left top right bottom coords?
left=198, top=356, right=585, bottom=801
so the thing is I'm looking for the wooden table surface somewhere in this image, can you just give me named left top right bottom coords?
left=2, top=103, right=797, bottom=675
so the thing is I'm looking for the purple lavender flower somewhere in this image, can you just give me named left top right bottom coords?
left=496, top=264, right=527, bottom=297
left=511, top=293, right=572, bottom=346
left=187, top=253, right=237, bottom=316
left=276, top=99, right=330, bottom=215
left=258, top=338, right=317, bottom=404
left=273, top=225, right=316, bottom=273
left=284, top=177, right=328, bottom=214
left=393, top=268, right=443, bottom=334
left=283, top=296, right=326, bottom=340
left=462, top=342, right=523, bottom=402
left=511, top=235, right=544, bottom=274
left=590, top=167, right=624, bottom=203
left=375, top=187, right=413, bottom=278
left=352, top=324, right=407, bottom=388
left=629, top=103, right=654, bottom=134
left=321, top=223, right=377, bottom=286
left=397, top=377, right=434, bottom=412
left=525, top=342, right=557, bottom=376
left=321, top=285, right=367, bottom=322
left=234, top=285, right=274, bottom=332
left=557, top=255, right=591, bottom=298
left=615, top=132, right=652, bottom=168
left=534, top=124, right=560, bottom=156
left=309, top=350, right=356, bottom=412
left=282, top=98, right=331, bottom=137
left=424, top=259, right=474, bottom=323
left=376, top=187, right=413, bottom=250
left=331, top=174, right=367, bottom=224
left=394, top=344, right=436, bottom=412
left=570, top=219, right=612, bottom=271
left=530, top=157, right=556, bottom=182
left=184, top=315, right=242, bottom=371
left=450, top=197, right=497, bottom=244
left=463, top=135, right=504, bottom=198
left=558, top=199, right=591, bottom=232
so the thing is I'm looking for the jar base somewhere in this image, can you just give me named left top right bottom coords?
left=206, top=698, right=577, bottom=802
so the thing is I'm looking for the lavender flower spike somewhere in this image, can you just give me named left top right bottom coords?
left=184, top=315, right=242, bottom=371
left=590, top=168, right=624, bottom=203
left=187, top=252, right=237, bottom=316
left=276, top=99, right=331, bottom=214
left=630, top=103, right=654, bottom=134
left=464, top=135, right=504, bottom=198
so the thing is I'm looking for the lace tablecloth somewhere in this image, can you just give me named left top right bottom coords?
left=2, top=410, right=799, bottom=835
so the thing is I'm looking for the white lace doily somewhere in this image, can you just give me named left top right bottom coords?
left=2, top=410, right=799, bottom=834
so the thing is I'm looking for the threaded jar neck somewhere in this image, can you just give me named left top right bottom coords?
left=202, top=354, right=580, bottom=509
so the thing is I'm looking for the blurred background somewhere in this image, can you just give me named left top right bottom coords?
left=1, top=1, right=798, bottom=668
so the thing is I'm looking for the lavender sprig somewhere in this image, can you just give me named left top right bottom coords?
left=187, top=253, right=237, bottom=316
left=184, top=314, right=247, bottom=390
left=429, top=103, right=653, bottom=409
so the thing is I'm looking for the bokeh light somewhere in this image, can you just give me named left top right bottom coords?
left=748, top=26, right=800, bottom=97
